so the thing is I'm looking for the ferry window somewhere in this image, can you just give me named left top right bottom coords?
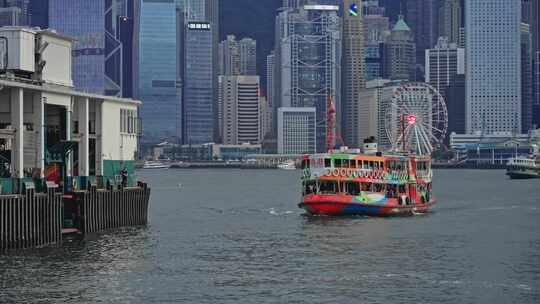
left=386, top=184, right=397, bottom=198
left=369, top=161, right=374, bottom=169
left=361, top=182, right=371, bottom=192
left=350, top=160, right=357, bottom=169
left=396, top=162, right=402, bottom=170
left=374, top=183, right=384, bottom=192
left=301, top=159, right=310, bottom=169
left=335, top=159, right=343, bottom=168
left=320, top=181, right=337, bottom=194
left=304, top=180, right=316, bottom=195
left=380, top=162, right=384, bottom=169
left=324, top=158, right=331, bottom=168
left=398, top=184, right=406, bottom=193
left=346, top=182, right=360, bottom=196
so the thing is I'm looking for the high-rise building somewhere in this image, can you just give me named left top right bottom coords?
left=28, top=0, right=48, bottom=28
left=182, top=0, right=219, bottom=142
left=239, top=37, right=257, bottom=75
left=465, top=0, right=521, bottom=134
left=363, top=0, right=389, bottom=81
left=266, top=52, right=275, bottom=133
left=357, top=79, right=400, bottom=148
left=49, top=0, right=135, bottom=97
left=525, top=0, right=540, bottom=126
left=522, top=23, right=533, bottom=132
left=439, top=0, right=461, bottom=45
left=276, top=5, right=341, bottom=152
left=0, top=0, right=27, bottom=26
left=218, top=35, right=257, bottom=76
left=139, top=0, right=180, bottom=141
left=425, top=37, right=465, bottom=97
left=0, top=7, right=22, bottom=26
left=445, top=74, right=466, bottom=136
left=219, top=35, right=241, bottom=76
left=259, top=96, right=271, bottom=140
left=219, top=75, right=261, bottom=145
left=383, top=15, right=415, bottom=81
left=342, top=0, right=365, bottom=148
left=405, top=0, right=439, bottom=76
left=183, top=21, right=214, bottom=144
left=277, top=107, right=317, bottom=154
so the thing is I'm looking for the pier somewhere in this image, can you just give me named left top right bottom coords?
left=0, top=27, right=150, bottom=251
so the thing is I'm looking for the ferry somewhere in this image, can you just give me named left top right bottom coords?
left=298, top=142, right=436, bottom=216
left=506, top=144, right=540, bottom=179
left=142, top=160, right=170, bottom=169
left=278, top=160, right=296, bottom=170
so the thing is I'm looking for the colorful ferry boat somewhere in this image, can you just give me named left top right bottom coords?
left=298, top=143, right=436, bottom=216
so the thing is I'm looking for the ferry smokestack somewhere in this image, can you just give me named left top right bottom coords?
left=362, top=137, right=378, bottom=155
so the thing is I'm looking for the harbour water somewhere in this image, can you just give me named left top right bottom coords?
left=1, top=169, right=539, bottom=303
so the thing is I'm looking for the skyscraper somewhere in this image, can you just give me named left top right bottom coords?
left=405, top=0, right=439, bottom=78
left=219, top=35, right=241, bottom=76
left=466, top=0, right=521, bottom=134
left=0, top=0, right=28, bottom=26
left=218, top=35, right=257, bottom=76
left=383, top=15, right=415, bottom=81
left=219, top=75, right=261, bottom=145
left=239, top=37, right=257, bottom=75
left=49, top=0, right=134, bottom=97
left=139, top=0, right=180, bottom=141
left=439, top=0, right=461, bottom=45
left=521, top=23, right=533, bottom=132
left=0, top=7, right=23, bottom=26
left=276, top=5, right=341, bottom=152
left=342, top=0, right=365, bottom=148
left=266, top=52, right=275, bottom=133
left=363, top=0, right=389, bottom=81
left=425, top=37, right=465, bottom=97
left=183, top=21, right=214, bottom=144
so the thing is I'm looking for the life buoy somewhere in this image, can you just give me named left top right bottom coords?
left=346, top=169, right=353, bottom=176
left=332, top=169, right=340, bottom=177
left=340, top=168, right=347, bottom=176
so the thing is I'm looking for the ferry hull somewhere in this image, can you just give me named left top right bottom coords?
left=506, top=170, right=539, bottom=179
left=299, top=195, right=435, bottom=216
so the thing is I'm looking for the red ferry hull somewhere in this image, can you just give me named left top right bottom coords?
left=299, top=194, right=435, bottom=216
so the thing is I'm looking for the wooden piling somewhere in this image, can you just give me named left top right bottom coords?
left=0, top=189, right=63, bottom=252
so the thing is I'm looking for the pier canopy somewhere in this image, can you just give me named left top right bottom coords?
left=0, top=27, right=141, bottom=194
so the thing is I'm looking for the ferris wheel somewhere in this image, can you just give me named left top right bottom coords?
left=384, top=82, right=448, bottom=155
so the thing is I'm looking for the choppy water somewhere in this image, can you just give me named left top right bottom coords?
left=1, top=169, right=539, bottom=303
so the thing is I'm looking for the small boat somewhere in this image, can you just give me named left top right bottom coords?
left=142, top=161, right=170, bottom=169
left=298, top=142, right=436, bottom=216
left=278, top=160, right=296, bottom=170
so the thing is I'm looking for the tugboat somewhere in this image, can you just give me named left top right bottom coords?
left=506, top=144, right=540, bottom=179
left=298, top=94, right=439, bottom=216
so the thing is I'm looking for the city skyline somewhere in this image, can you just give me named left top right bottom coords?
left=0, top=0, right=538, bottom=153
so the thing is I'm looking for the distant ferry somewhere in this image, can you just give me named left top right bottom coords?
left=278, top=160, right=296, bottom=170
left=298, top=142, right=436, bottom=216
left=506, top=156, right=540, bottom=179
left=142, top=161, right=170, bottom=169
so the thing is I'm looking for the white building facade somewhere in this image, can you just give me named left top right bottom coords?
left=465, top=0, right=521, bottom=134
left=277, top=107, right=316, bottom=154
left=425, top=37, right=465, bottom=94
